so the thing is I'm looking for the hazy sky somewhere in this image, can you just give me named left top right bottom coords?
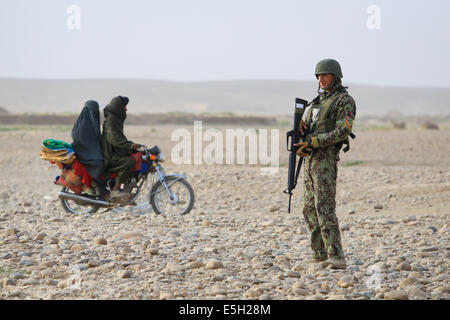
left=1, top=0, right=449, bottom=87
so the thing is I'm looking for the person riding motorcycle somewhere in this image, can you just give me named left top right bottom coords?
left=101, top=96, right=142, bottom=199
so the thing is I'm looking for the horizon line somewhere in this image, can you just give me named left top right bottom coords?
left=0, top=77, right=449, bottom=90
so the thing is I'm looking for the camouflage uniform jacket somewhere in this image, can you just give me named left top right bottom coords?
left=306, top=85, right=356, bottom=157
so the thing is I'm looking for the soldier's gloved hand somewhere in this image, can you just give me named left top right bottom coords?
left=298, top=120, right=308, bottom=136
left=294, top=141, right=313, bottom=157
left=131, top=143, right=141, bottom=150
left=296, top=142, right=313, bottom=157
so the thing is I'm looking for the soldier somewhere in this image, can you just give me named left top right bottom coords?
left=294, top=59, right=356, bottom=269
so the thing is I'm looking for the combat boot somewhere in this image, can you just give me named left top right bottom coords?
left=320, top=258, right=347, bottom=270
left=308, top=255, right=327, bottom=264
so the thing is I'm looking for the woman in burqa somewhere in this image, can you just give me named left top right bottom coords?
left=71, top=100, right=105, bottom=184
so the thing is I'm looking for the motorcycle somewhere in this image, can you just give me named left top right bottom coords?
left=58, top=145, right=195, bottom=217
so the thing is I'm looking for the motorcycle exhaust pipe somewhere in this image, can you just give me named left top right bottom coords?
left=58, top=191, right=113, bottom=207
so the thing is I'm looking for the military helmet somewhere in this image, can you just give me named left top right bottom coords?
left=315, top=59, right=343, bottom=79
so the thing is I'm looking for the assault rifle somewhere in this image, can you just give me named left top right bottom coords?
left=283, top=98, right=309, bottom=213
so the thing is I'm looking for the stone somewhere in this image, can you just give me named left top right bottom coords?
left=114, top=255, right=126, bottom=261
left=1, top=253, right=12, bottom=259
left=420, top=246, right=438, bottom=252
left=408, top=271, right=422, bottom=279
left=374, top=204, right=383, bottom=210
left=327, top=294, right=346, bottom=300
left=245, top=288, right=263, bottom=298
left=120, top=232, right=143, bottom=239
left=169, top=230, right=181, bottom=237
left=209, top=285, right=228, bottom=296
left=395, top=262, right=411, bottom=271
left=19, top=258, right=37, bottom=266
left=11, top=273, right=26, bottom=280
left=410, top=262, right=426, bottom=271
left=117, top=270, right=132, bottom=279
left=160, top=291, right=173, bottom=300
left=22, top=278, right=40, bottom=286
left=407, top=286, right=426, bottom=298
left=384, top=290, right=409, bottom=300
left=292, top=263, right=305, bottom=272
left=269, top=205, right=280, bottom=212
left=71, top=244, right=84, bottom=252
left=40, top=269, right=54, bottom=279
left=57, top=280, right=67, bottom=289
left=434, top=265, right=447, bottom=275
left=212, top=275, right=225, bottom=281
left=146, top=248, right=159, bottom=255
left=402, top=216, right=416, bottom=223
left=86, top=260, right=98, bottom=268
left=399, top=277, right=418, bottom=288
left=0, top=192, right=9, bottom=199
left=292, top=280, right=305, bottom=289
left=231, top=281, right=248, bottom=289
left=205, top=247, right=219, bottom=254
left=166, top=262, right=185, bottom=273
left=292, top=288, right=309, bottom=296
left=94, top=238, right=107, bottom=245
left=286, top=271, right=301, bottom=278
left=321, top=283, right=330, bottom=291
left=348, top=210, right=356, bottom=215
left=5, top=235, right=18, bottom=242
left=430, top=274, right=449, bottom=282
left=2, top=278, right=16, bottom=286
left=48, top=237, right=59, bottom=244
left=427, top=226, right=438, bottom=233
left=45, top=279, right=59, bottom=286
left=39, top=260, right=57, bottom=268
left=5, top=228, right=19, bottom=237
left=187, top=261, right=204, bottom=269
left=337, top=276, right=352, bottom=285
left=202, top=220, right=212, bottom=227
left=33, top=232, right=46, bottom=241
left=120, top=247, right=135, bottom=254
left=306, top=295, right=324, bottom=300
left=205, top=259, right=224, bottom=270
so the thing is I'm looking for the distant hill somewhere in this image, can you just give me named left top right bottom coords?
left=0, top=79, right=449, bottom=116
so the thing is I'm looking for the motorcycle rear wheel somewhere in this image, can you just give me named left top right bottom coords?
left=60, top=187, right=100, bottom=215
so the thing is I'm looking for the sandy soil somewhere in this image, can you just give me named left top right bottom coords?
left=0, top=123, right=448, bottom=300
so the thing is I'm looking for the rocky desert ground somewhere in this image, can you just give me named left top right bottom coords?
left=0, top=120, right=448, bottom=300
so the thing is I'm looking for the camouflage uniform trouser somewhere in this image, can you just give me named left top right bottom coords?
left=302, top=148, right=345, bottom=260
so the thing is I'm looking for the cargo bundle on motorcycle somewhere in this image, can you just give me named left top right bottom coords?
left=39, top=139, right=94, bottom=194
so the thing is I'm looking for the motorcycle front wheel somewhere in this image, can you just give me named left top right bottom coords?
left=150, top=176, right=194, bottom=216
left=60, top=187, right=99, bottom=215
